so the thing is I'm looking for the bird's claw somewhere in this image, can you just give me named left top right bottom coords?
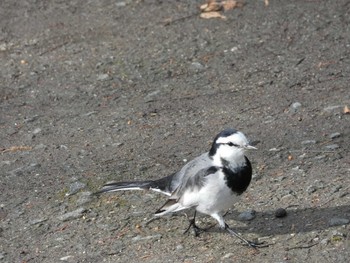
left=184, top=219, right=203, bottom=237
left=245, top=240, right=270, bottom=249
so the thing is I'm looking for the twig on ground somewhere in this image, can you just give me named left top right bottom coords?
left=285, top=242, right=319, bottom=251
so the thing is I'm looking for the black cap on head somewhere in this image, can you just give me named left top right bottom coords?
left=216, top=128, right=238, bottom=139
left=209, top=128, right=238, bottom=156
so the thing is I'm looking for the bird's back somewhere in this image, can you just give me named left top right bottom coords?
left=169, top=152, right=212, bottom=194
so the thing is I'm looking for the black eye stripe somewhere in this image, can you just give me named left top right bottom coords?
left=227, top=142, right=239, bottom=147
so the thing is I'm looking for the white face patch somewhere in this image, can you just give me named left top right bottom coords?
left=215, top=131, right=249, bottom=147
left=217, top=143, right=245, bottom=161
left=211, top=131, right=250, bottom=167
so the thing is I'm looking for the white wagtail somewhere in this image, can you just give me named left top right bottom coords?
left=97, top=128, right=265, bottom=248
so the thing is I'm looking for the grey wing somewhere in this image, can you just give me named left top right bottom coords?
left=155, top=165, right=220, bottom=215
left=168, top=152, right=213, bottom=193
left=175, top=166, right=220, bottom=197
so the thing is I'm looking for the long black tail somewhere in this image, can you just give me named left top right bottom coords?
left=95, top=180, right=154, bottom=194
left=95, top=174, right=175, bottom=196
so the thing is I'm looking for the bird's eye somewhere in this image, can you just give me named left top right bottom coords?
left=227, top=142, right=239, bottom=147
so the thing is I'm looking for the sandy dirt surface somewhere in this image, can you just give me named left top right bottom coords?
left=1, top=0, right=349, bottom=262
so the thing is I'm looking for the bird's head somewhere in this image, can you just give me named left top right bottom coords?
left=209, top=128, right=256, bottom=166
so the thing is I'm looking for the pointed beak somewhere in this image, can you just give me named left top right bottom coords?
left=245, top=144, right=257, bottom=150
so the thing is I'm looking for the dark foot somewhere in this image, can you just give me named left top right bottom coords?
left=184, top=218, right=204, bottom=237
left=225, top=224, right=269, bottom=249
left=245, top=239, right=269, bottom=249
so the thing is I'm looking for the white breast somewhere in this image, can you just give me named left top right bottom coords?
left=179, top=170, right=239, bottom=216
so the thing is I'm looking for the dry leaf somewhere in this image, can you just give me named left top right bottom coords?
left=223, top=0, right=238, bottom=11
left=344, top=105, right=350, bottom=114
left=2, top=146, right=32, bottom=153
left=200, top=0, right=243, bottom=19
left=163, top=17, right=173, bottom=25
left=200, top=3, right=209, bottom=10
left=200, top=1, right=223, bottom=12
left=200, top=11, right=227, bottom=19
left=317, top=61, right=335, bottom=69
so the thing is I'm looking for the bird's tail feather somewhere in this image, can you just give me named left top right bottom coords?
left=95, top=180, right=154, bottom=195
left=95, top=173, right=175, bottom=196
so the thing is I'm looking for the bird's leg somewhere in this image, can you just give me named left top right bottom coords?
left=183, top=211, right=216, bottom=237
left=184, top=211, right=203, bottom=237
left=224, top=223, right=269, bottom=249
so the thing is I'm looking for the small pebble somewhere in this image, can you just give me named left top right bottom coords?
left=264, top=116, right=275, bottom=123
left=238, top=209, right=256, bottom=221
left=115, top=2, right=127, bottom=7
left=324, top=144, right=339, bottom=150
left=144, top=90, right=160, bottom=102
left=275, top=208, right=287, bottom=218
left=60, top=255, right=74, bottom=261
left=97, top=73, right=110, bottom=81
left=132, top=234, right=162, bottom=242
left=24, top=115, right=39, bottom=123
left=291, top=166, right=303, bottom=172
left=329, top=217, right=349, bottom=227
left=331, top=185, right=342, bottom=193
left=292, top=102, right=302, bottom=109
left=112, top=142, right=124, bottom=147
left=281, top=193, right=295, bottom=202
left=339, top=192, right=349, bottom=198
left=32, top=128, right=42, bottom=134
left=320, top=238, right=329, bottom=245
left=301, top=140, right=317, bottom=145
left=314, top=155, right=326, bottom=160
left=306, top=185, right=317, bottom=194
left=323, top=105, right=342, bottom=112
left=189, top=62, right=205, bottom=72
left=29, top=217, right=48, bottom=225
left=290, top=102, right=302, bottom=112
left=60, top=145, right=68, bottom=150
left=0, top=207, right=7, bottom=220
left=222, top=253, right=234, bottom=260
left=329, top=132, right=341, bottom=139
left=76, top=192, right=92, bottom=206
left=34, top=144, right=47, bottom=150
left=269, top=147, right=281, bottom=152
left=58, top=207, right=86, bottom=222
left=8, top=163, right=40, bottom=177
left=176, top=244, right=184, bottom=250
left=66, top=181, right=86, bottom=196
left=0, top=43, right=8, bottom=51
left=84, top=111, right=96, bottom=117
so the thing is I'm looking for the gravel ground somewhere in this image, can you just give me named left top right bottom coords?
left=1, top=0, right=349, bottom=262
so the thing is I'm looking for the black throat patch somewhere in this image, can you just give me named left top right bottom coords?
left=222, top=156, right=252, bottom=195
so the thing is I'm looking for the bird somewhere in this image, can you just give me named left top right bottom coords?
left=96, top=128, right=265, bottom=248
